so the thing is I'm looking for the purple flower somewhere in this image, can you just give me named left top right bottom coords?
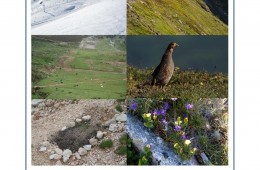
left=159, top=108, right=166, bottom=116
left=161, top=119, right=167, bottom=125
left=171, top=98, right=178, bottom=101
left=164, top=102, right=170, bottom=110
left=185, top=103, right=194, bottom=110
left=130, top=102, right=138, bottom=111
left=205, top=112, right=211, bottom=119
left=180, top=133, right=186, bottom=140
left=153, top=109, right=159, bottom=115
left=174, top=125, right=181, bottom=132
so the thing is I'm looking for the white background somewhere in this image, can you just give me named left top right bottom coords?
left=0, top=0, right=259, bottom=170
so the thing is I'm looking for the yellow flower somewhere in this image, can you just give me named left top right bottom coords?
left=174, top=121, right=182, bottom=125
left=143, top=113, right=151, bottom=118
left=175, top=118, right=182, bottom=125
left=184, top=140, right=191, bottom=146
left=174, top=143, right=179, bottom=148
left=190, top=147, right=197, bottom=154
left=184, top=117, right=188, bottom=124
left=153, top=115, right=157, bottom=120
left=146, top=113, right=151, bottom=117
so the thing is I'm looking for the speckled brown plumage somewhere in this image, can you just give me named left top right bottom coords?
left=151, top=42, right=178, bottom=87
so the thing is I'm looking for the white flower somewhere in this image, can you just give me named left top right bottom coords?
left=184, top=140, right=191, bottom=146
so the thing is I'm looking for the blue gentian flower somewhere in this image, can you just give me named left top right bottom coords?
left=180, top=133, right=186, bottom=140
left=161, top=119, right=167, bottom=125
left=174, top=125, right=181, bottom=132
left=130, top=102, right=138, bottom=111
left=164, top=102, right=170, bottom=110
left=159, top=108, right=166, bottom=116
left=185, top=103, right=194, bottom=110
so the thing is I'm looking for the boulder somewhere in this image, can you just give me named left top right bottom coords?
left=78, top=147, right=88, bottom=156
left=89, top=137, right=98, bottom=146
left=82, top=115, right=91, bottom=121
left=62, top=149, right=72, bottom=163
left=109, top=123, right=118, bottom=132
left=116, top=113, right=127, bottom=122
left=96, top=131, right=103, bottom=139
left=83, top=145, right=92, bottom=151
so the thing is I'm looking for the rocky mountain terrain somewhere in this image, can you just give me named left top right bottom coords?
left=31, top=99, right=127, bottom=165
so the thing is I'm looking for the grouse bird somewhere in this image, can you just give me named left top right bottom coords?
left=151, top=42, right=179, bottom=88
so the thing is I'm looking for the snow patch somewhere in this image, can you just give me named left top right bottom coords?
left=32, top=0, right=126, bottom=35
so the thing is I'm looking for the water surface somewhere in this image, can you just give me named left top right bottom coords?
left=127, top=36, right=228, bottom=74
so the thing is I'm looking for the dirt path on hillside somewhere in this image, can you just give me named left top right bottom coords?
left=58, top=49, right=77, bottom=68
left=58, top=49, right=126, bottom=74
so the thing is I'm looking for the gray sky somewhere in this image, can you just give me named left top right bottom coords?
left=127, top=36, right=228, bottom=73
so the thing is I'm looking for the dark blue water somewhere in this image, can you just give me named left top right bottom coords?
left=127, top=36, right=228, bottom=74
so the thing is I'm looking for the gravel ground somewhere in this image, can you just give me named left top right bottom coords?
left=31, top=99, right=127, bottom=165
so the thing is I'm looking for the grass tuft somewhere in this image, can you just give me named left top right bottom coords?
left=115, top=105, right=123, bottom=112
left=99, top=139, right=113, bottom=149
left=119, top=133, right=128, bottom=145
left=115, top=145, right=127, bottom=155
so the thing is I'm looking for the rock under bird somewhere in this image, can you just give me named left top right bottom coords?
left=151, top=42, right=179, bottom=88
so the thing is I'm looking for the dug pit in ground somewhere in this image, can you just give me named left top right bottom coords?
left=52, top=122, right=100, bottom=153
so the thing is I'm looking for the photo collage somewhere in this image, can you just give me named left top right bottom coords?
left=30, top=0, right=230, bottom=166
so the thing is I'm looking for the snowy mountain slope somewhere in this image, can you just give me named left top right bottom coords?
left=31, top=0, right=126, bottom=35
left=31, top=0, right=99, bottom=26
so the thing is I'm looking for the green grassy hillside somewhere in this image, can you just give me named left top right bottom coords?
left=32, top=36, right=127, bottom=99
left=127, top=0, right=228, bottom=35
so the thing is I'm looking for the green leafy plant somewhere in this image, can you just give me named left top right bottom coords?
left=138, top=145, right=152, bottom=165
left=173, top=140, right=197, bottom=161
left=142, top=113, right=155, bottom=128
left=115, top=133, right=128, bottom=155
left=119, top=133, right=128, bottom=145
left=127, top=134, right=153, bottom=165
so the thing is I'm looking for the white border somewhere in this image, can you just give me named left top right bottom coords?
left=26, top=1, right=234, bottom=170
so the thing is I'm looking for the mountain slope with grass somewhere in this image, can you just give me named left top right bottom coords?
left=127, top=0, right=228, bottom=35
left=32, top=36, right=126, bottom=99
left=127, top=66, right=228, bottom=99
